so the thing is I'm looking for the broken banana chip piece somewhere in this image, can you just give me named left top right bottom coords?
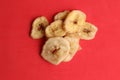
left=45, top=20, right=66, bottom=38
left=64, top=10, right=86, bottom=33
left=54, top=10, right=69, bottom=20
left=41, top=37, right=70, bottom=65
left=31, top=16, right=49, bottom=39
left=79, top=22, right=98, bottom=40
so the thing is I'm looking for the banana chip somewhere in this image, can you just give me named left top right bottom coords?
left=79, top=22, right=98, bottom=40
left=31, top=16, right=49, bottom=39
left=45, top=20, right=66, bottom=38
left=64, top=10, right=86, bottom=33
left=54, top=10, right=69, bottom=20
left=41, top=37, right=70, bottom=65
left=63, top=36, right=81, bottom=62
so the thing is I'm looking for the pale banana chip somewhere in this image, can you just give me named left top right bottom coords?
left=64, top=10, right=86, bottom=33
left=45, top=20, right=66, bottom=38
left=54, top=10, right=69, bottom=20
left=31, top=16, right=49, bottom=39
left=41, top=37, right=70, bottom=65
left=63, top=36, right=81, bottom=62
left=79, top=22, right=98, bottom=40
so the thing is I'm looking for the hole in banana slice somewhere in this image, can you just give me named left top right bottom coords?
left=51, top=46, right=60, bottom=54
left=83, top=28, right=91, bottom=34
left=73, top=20, right=78, bottom=24
left=38, top=24, right=44, bottom=31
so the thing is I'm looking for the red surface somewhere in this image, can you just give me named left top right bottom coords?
left=0, top=0, right=120, bottom=80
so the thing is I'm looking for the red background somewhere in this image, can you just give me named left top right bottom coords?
left=0, top=0, right=120, bottom=80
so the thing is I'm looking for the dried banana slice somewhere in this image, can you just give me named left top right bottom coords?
left=63, top=36, right=81, bottom=62
left=54, top=10, right=69, bottom=20
left=31, top=16, right=49, bottom=39
left=41, top=37, right=70, bottom=65
left=79, top=22, right=98, bottom=40
left=64, top=10, right=86, bottom=33
left=45, top=20, right=66, bottom=38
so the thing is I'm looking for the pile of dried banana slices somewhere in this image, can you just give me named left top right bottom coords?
left=30, top=10, right=98, bottom=65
